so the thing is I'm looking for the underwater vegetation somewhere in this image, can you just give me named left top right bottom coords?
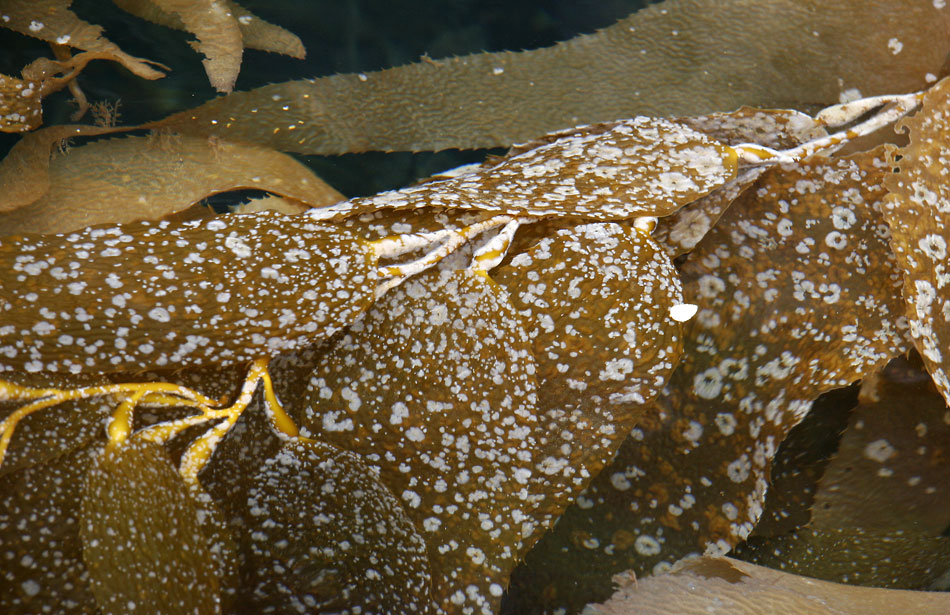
left=0, top=1, right=949, bottom=614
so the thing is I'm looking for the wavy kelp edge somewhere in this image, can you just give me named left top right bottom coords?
left=153, top=0, right=950, bottom=154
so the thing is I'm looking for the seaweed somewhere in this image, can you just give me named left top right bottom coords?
left=1, top=2, right=949, bottom=615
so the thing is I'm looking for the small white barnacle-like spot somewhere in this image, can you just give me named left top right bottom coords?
left=466, top=546, right=486, bottom=566
left=389, top=401, right=409, bottom=425
left=726, top=454, right=751, bottom=483
left=148, top=307, right=171, bottom=323
left=405, top=426, right=425, bottom=442
left=824, top=230, right=848, bottom=250
left=224, top=234, right=252, bottom=258
left=697, top=274, right=725, bottom=298
left=692, top=367, right=723, bottom=400
left=863, top=438, right=897, bottom=463
left=682, top=420, right=703, bottom=443
left=401, top=489, right=421, bottom=508
left=721, top=502, right=739, bottom=520
left=776, top=218, right=794, bottom=237
left=714, top=412, right=737, bottom=436
left=918, top=234, right=947, bottom=260
left=634, top=535, right=661, bottom=556
left=914, top=279, right=937, bottom=317
left=831, top=206, right=857, bottom=230
left=610, top=472, right=632, bottom=491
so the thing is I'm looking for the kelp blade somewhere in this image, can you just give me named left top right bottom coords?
left=240, top=440, right=435, bottom=614
left=883, top=77, right=950, bottom=407
left=152, top=0, right=950, bottom=153
left=585, top=556, right=950, bottom=615
left=0, top=0, right=164, bottom=80
left=736, top=355, right=950, bottom=588
left=80, top=439, right=239, bottom=615
left=299, top=268, right=540, bottom=615
left=504, top=148, right=909, bottom=614
left=490, top=222, right=685, bottom=516
left=0, top=134, right=343, bottom=235
left=0, top=444, right=101, bottom=614
left=0, top=213, right=376, bottom=374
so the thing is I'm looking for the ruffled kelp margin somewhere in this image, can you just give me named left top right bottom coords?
left=1, top=1, right=949, bottom=615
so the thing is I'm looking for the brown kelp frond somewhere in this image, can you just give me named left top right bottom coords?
left=113, top=0, right=306, bottom=60
left=240, top=439, right=437, bottom=614
left=734, top=354, right=950, bottom=589
left=585, top=557, right=950, bottom=615
left=883, top=77, right=950, bottom=406
left=0, top=0, right=305, bottom=131
left=116, top=0, right=244, bottom=93
left=298, top=268, right=539, bottom=614
left=504, top=147, right=910, bottom=613
left=0, top=444, right=101, bottom=614
left=0, top=0, right=166, bottom=81
left=0, top=371, right=112, bottom=477
left=0, top=133, right=343, bottom=234
left=2, top=4, right=950, bottom=613
left=152, top=0, right=949, bottom=154
left=80, top=438, right=239, bottom=615
left=0, top=214, right=377, bottom=374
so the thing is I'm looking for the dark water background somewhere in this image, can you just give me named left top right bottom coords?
left=0, top=0, right=656, bottom=198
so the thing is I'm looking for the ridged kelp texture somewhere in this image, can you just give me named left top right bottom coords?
left=0, top=125, right=116, bottom=212
left=883, top=77, right=950, bottom=407
left=80, top=439, right=239, bottom=615
left=585, top=557, right=950, bottom=615
left=736, top=356, right=950, bottom=589
left=490, top=223, right=683, bottom=501
left=504, top=149, right=909, bottom=614
left=299, top=269, right=539, bottom=615
left=0, top=444, right=100, bottom=614
left=325, top=117, right=736, bottom=221
left=153, top=0, right=950, bottom=153
left=0, top=213, right=376, bottom=374
left=0, top=371, right=112, bottom=477
left=0, top=134, right=343, bottom=235
left=240, top=440, right=435, bottom=614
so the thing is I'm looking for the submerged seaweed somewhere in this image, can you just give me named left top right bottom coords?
left=0, top=2, right=949, bottom=615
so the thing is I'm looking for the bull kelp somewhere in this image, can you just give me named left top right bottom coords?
left=1, top=2, right=949, bottom=615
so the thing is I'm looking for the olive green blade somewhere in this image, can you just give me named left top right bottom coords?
left=80, top=439, right=239, bottom=615
left=0, top=444, right=101, bottom=614
left=240, top=439, right=436, bottom=614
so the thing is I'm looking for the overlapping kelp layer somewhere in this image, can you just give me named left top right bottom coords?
left=0, top=1, right=948, bottom=615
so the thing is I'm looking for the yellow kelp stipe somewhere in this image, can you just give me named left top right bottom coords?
left=0, top=357, right=299, bottom=483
